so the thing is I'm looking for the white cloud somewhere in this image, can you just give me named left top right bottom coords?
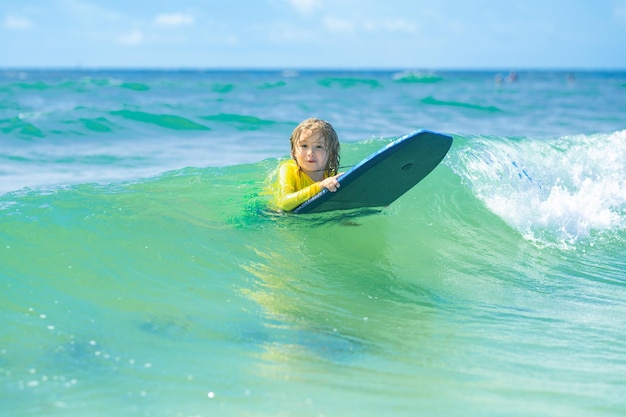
left=614, top=2, right=626, bottom=22
left=288, top=0, right=323, bottom=15
left=62, top=0, right=124, bottom=21
left=363, top=18, right=417, bottom=34
left=3, top=14, right=33, bottom=30
left=324, top=16, right=354, bottom=33
left=118, top=30, right=144, bottom=45
left=267, top=21, right=314, bottom=43
left=380, top=19, right=416, bottom=33
left=154, top=13, right=194, bottom=27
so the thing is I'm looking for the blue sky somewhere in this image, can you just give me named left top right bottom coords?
left=2, top=0, right=626, bottom=69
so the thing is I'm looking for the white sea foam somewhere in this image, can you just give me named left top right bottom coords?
left=456, top=130, right=626, bottom=245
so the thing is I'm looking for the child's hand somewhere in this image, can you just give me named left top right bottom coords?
left=319, top=173, right=342, bottom=192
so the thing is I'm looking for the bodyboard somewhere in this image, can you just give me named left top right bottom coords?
left=293, top=130, right=453, bottom=214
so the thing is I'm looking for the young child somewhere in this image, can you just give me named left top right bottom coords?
left=273, top=118, right=342, bottom=211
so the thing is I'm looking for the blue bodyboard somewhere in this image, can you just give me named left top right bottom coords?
left=294, top=130, right=453, bottom=214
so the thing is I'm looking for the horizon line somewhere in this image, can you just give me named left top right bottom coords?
left=2, top=66, right=625, bottom=72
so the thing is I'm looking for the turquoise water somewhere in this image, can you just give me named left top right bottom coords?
left=1, top=70, right=626, bottom=416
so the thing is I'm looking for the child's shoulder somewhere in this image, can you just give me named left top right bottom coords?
left=279, top=159, right=298, bottom=171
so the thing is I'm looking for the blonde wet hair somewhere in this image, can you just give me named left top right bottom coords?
left=289, top=118, right=340, bottom=175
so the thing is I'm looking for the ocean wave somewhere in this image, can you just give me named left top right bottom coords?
left=4, top=130, right=624, bottom=251
left=80, top=117, right=114, bottom=133
left=392, top=71, right=443, bottom=83
left=317, top=77, right=382, bottom=89
left=421, top=96, right=502, bottom=112
left=256, top=81, right=287, bottom=89
left=201, top=113, right=278, bottom=131
left=120, top=82, right=151, bottom=91
left=211, top=83, right=235, bottom=93
left=0, top=77, right=139, bottom=93
left=110, top=110, right=210, bottom=131
left=0, top=116, right=45, bottom=138
left=449, top=130, right=626, bottom=246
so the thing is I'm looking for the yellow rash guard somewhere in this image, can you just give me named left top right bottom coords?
left=273, top=160, right=329, bottom=211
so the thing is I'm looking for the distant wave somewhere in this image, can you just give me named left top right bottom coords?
left=211, top=83, right=235, bottom=93
left=392, top=71, right=443, bottom=83
left=110, top=110, right=210, bottom=130
left=0, top=78, right=137, bottom=92
left=421, top=96, right=502, bottom=112
left=317, top=77, right=381, bottom=89
left=0, top=116, right=44, bottom=139
left=256, top=81, right=287, bottom=89
left=120, top=82, right=150, bottom=91
left=201, top=113, right=277, bottom=131
left=80, top=117, right=114, bottom=133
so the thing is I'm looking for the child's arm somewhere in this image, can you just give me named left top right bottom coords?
left=274, top=165, right=339, bottom=211
left=275, top=183, right=322, bottom=212
left=274, top=169, right=323, bottom=211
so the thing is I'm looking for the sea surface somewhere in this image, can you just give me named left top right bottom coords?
left=1, top=69, right=625, bottom=416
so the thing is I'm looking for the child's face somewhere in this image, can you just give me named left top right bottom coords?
left=294, top=129, right=329, bottom=177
